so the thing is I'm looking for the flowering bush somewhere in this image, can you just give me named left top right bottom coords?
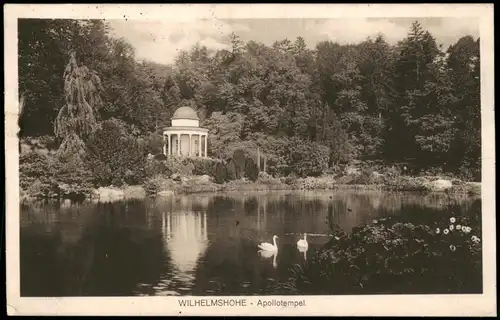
left=272, top=211, right=482, bottom=295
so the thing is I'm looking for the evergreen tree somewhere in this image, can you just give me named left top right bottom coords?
left=54, top=51, right=102, bottom=158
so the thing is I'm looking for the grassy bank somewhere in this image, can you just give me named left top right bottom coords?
left=20, top=172, right=481, bottom=203
left=140, top=172, right=481, bottom=198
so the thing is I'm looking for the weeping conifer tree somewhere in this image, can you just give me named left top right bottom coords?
left=54, top=51, right=103, bottom=158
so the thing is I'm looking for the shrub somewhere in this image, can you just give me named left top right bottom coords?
left=154, top=154, right=168, bottom=161
left=348, top=167, right=376, bottom=185
left=295, top=176, right=334, bottom=190
left=145, top=159, right=172, bottom=177
left=178, top=159, right=195, bottom=176
left=385, top=176, right=430, bottom=191
left=289, top=141, right=330, bottom=178
left=190, top=158, right=218, bottom=177
left=277, top=212, right=482, bottom=295
left=143, top=174, right=173, bottom=196
left=214, top=162, right=227, bottom=184
left=55, top=155, right=94, bottom=198
left=20, top=152, right=59, bottom=198
left=280, top=173, right=298, bottom=185
left=143, top=132, right=164, bottom=155
left=244, top=157, right=259, bottom=182
left=20, top=150, right=93, bottom=199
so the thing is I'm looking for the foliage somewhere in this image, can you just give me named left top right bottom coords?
left=289, top=141, right=330, bottom=178
left=86, top=118, right=147, bottom=187
left=144, top=159, right=172, bottom=178
left=19, top=150, right=93, bottom=199
left=143, top=132, right=164, bottom=155
left=189, top=157, right=219, bottom=177
left=276, top=210, right=482, bottom=294
left=19, top=19, right=481, bottom=181
left=143, top=174, right=174, bottom=196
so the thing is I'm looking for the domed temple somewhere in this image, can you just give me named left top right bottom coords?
left=163, top=106, right=208, bottom=158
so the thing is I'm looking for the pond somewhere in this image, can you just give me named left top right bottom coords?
left=20, top=190, right=481, bottom=296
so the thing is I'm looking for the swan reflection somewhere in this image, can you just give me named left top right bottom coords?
left=297, top=245, right=308, bottom=261
left=161, top=211, right=208, bottom=275
left=258, top=249, right=278, bottom=269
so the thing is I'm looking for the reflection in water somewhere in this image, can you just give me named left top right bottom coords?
left=20, top=190, right=481, bottom=296
left=161, top=211, right=208, bottom=287
left=259, top=249, right=278, bottom=269
left=298, top=246, right=308, bottom=261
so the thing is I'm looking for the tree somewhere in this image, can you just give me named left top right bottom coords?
left=226, top=158, right=237, bottom=181
left=244, top=157, right=259, bottom=182
left=54, top=52, right=103, bottom=158
left=214, top=162, right=227, bottom=184
left=233, top=149, right=246, bottom=179
left=86, top=118, right=146, bottom=186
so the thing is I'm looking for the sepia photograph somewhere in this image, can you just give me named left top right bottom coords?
left=5, top=3, right=496, bottom=317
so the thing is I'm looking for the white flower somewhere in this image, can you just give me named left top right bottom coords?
left=449, top=245, right=456, bottom=252
left=435, top=228, right=440, bottom=234
left=373, top=219, right=378, bottom=224
left=443, top=229, right=449, bottom=235
left=449, top=225, right=454, bottom=231
left=456, top=225, right=462, bottom=230
left=471, top=236, right=481, bottom=243
left=450, top=217, right=456, bottom=223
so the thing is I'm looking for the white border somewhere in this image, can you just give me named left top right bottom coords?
left=4, top=3, right=496, bottom=316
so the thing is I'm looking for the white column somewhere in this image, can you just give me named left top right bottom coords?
left=204, top=135, right=208, bottom=158
left=177, top=134, right=180, bottom=156
left=203, top=212, right=208, bottom=241
left=167, top=134, right=171, bottom=156
left=163, top=134, right=167, bottom=155
left=198, top=134, right=202, bottom=158
left=188, top=134, right=192, bottom=157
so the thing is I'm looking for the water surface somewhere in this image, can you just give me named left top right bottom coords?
left=20, top=190, right=481, bottom=296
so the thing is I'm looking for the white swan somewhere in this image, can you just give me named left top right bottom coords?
left=297, top=233, right=308, bottom=249
left=258, top=235, right=278, bottom=252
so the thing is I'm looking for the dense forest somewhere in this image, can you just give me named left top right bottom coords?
left=18, top=19, right=481, bottom=188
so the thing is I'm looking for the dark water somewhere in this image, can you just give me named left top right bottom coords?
left=20, top=190, right=481, bottom=297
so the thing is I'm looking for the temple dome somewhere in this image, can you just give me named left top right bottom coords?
left=172, top=106, right=199, bottom=120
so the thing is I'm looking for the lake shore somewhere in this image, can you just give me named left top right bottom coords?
left=20, top=173, right=481, bottom=203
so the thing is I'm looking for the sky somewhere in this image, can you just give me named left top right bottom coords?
left=108, top=17, right=479, bottom=65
